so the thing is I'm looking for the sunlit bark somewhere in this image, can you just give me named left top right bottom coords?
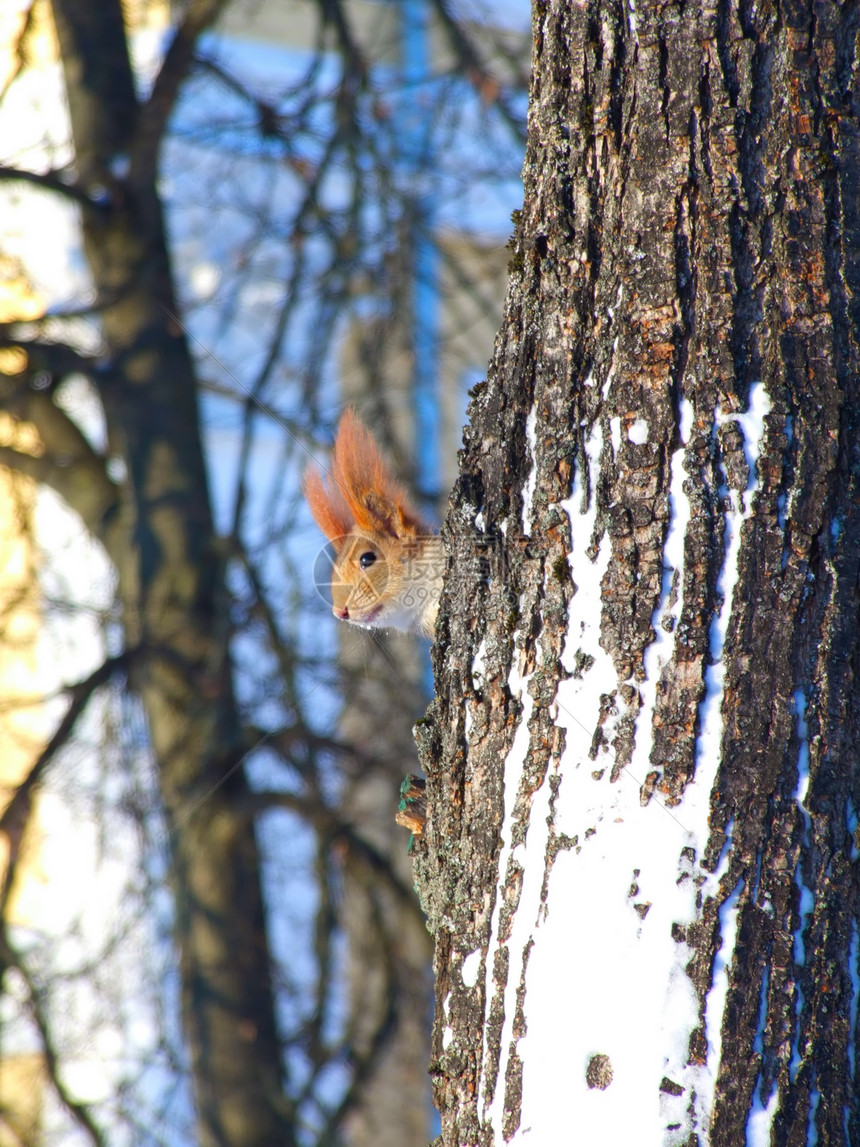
left=418, top=1, right=860, bottom=1143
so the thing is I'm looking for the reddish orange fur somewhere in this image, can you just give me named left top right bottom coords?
left=302, top=467, right=353, bottom=541
left=303, top=410, right=426, bottom=544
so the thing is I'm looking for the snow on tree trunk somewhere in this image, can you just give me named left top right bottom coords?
left=413, top=1, right=859, bottom=1145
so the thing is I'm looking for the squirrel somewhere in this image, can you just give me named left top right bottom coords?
left=303, top=410, right=444, bottom=638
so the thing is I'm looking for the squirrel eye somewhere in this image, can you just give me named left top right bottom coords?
left=359, top=551, right=377, bottom=570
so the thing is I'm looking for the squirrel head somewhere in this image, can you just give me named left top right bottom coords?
left=303, top=410, right=438, bottom=633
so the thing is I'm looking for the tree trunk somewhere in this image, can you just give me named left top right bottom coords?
left=50, top=3, right=293, bottom=1144
left=415, top=1, right=860, bottom=1144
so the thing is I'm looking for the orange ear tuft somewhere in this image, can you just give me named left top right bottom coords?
left=303, top=410, right=429, bottom=542
left=302, top=465, right=354, bottom=543
left=331, top=410, right=427, bottom=537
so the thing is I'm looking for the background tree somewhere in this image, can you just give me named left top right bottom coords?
left=0, top=1, right=527, bottom=1144
left=417, top=0, right=860, bottom=1143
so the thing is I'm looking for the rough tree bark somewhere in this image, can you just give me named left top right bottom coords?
left=46, top=4, right=293, bottom=1144
left=416, top=1, right=859, bottom=1144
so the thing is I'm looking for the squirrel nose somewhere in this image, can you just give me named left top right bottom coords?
left=334, top=605, right=349, bottom=620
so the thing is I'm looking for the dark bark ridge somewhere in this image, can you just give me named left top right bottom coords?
left=416, top=1, right=860, bottom=1144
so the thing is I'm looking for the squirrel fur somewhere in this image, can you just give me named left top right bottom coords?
left=303, top=410, right=444, bottom=637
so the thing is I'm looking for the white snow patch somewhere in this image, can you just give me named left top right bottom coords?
left=705, top=876, right=743, bottom=1081
left=609, top=415, right=622, bottom=455
left=790, top=689, right=815, bottom=1083
left=685, top=381, right=771, bottom=1123
left=521, top=406, right=539, bottom=533
left=602, top=333, right=621, bottom=398
left=628, top=417, right=649, bottom=444
left=476, top=385, right=774, bottom=1143
left=628, top=398, right=693, bottom=797
left=746, top=1084, right=780, bottom=1147
left=793, top=689, right=811, bottom=812
left=461, top=948, right=482, bottom=989
left=735, top=386, right=772, bottom=508
left=471, top=637, right=488, bottom=687
left=606, top=284, right=624, bottom=324
left=439, top=991, right=454, bottom=1050
left=680, top=397, right=694, bottom=443
left=745, top=966, right=776, bottom=1145
left=497, top=386, right=773, bottom=1143
left=627, top=0, right=639, bottom=38
left=501, top=420, right=699, bottom=1144
left=480, top=652, right=542, bottom=1137
left=692, top=382, right=771, bottom=822
left=514, top=795, right=704, bottom=1143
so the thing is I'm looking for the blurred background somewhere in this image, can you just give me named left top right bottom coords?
left=0, top=1, right=528, bottom=1143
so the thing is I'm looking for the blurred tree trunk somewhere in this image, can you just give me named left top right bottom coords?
left=416, top=1, right=860, bottom=1144
left=335, top=321, right=438, bottom=1146
left=338, top=661, right=434, bottom=1147
left=48, top=3, right=293, bottom=1144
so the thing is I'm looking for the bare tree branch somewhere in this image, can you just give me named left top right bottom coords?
left=0, top=649, right=135, bottom=850
left=246, top=790, right=426, bottom=926
left=132, top=0, right=233, bottom=180
left=0, top=443, right=113, bottom=520
left=0, top=382, right=119, bottom=536
left=0, top=338, right=103, bottom=379
left=319, top=0, right=367, bottom=79
left=0, top=164, right=107, bottom=212
left=0, top=933, right=107, bottom=1147
left=428, top=0, right=526, bottom=135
